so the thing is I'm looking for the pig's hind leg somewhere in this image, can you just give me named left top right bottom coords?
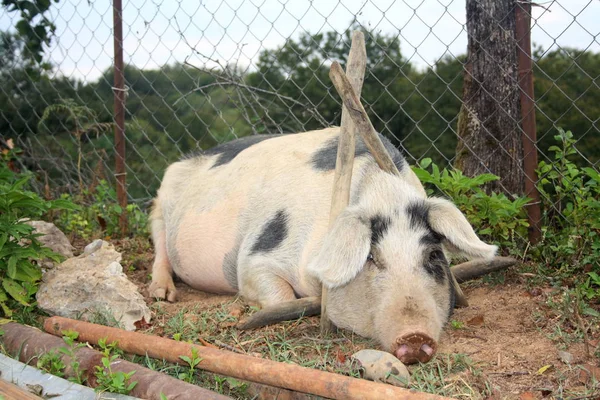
left=148, top=199, right=177, bottom=302
left=237, top=258, right=297, bottom=307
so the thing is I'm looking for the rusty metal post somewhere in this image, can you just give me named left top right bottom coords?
left=516, top=0, right=541, bottom=244
left=113, top=0, right=128, bottom=236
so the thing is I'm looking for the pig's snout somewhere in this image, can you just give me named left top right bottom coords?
left=394, top=332, right=437, bottom=364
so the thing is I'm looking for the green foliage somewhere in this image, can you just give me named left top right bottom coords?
left=534, top=128, right=600, bottom=284
left=1, top=0, right=59, bottom=74
left=534, top=47, right=600, bottom=166
left=55, top=179, right=148, bottom=238
left=36, top=349, right=65, bottom=377
left=450, top=320, right=465, bottom=330
left=0, top=149, right=78, bottom=316
left=58, top=330, right=87, bottom=385
left=178, top=346, right=202, bottom=383
left=94, top=338, right=138, bottom=395
left=412, top=158, right=530, bottom=249
left=580, top=272, right=600, bottom=305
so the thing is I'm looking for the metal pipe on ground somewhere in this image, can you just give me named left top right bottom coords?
left=44, top=316, right=456, bottom=400
left=0, top=322, right=230, bottom=400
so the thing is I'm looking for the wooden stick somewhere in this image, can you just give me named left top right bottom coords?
left=0, top=322, right=229, bottom=400
left=321, top=30, right=367, bottom=335
left=328, top=61, right=400, bottom=176
left=238, top=296, right=320, bottom=330
left=44, top=317, right=455, bottom=400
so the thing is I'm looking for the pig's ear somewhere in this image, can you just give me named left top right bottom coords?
left=307, top=209, right=371, bottom=289
left=427, top=197, right=497, bottom=260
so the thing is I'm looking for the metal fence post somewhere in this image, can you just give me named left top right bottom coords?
left=516, top=0, right=542, bottom=244
left=112, top=0, right=128, bottom=236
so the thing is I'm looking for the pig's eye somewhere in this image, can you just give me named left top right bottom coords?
left=429, top=250, right=446, bottom=263
left=367, top=252, right=385, bottom=270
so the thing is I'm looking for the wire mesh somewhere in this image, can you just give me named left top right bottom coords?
left=0, top=0, right=598, bottom=230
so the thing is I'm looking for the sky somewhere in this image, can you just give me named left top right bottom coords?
left=1, top=0, right=599, bottom=83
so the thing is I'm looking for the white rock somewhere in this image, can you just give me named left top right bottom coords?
left=351, top=349, right=410, bottom=387
left=37, top=240, right=151, bottom=331
left=24, top=220, right=74, bottom=268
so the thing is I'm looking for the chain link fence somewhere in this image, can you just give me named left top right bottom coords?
left=0, top=0, right=598, bottom=224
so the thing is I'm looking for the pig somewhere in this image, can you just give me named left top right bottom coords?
left=148, top=126, right=497, bottom=364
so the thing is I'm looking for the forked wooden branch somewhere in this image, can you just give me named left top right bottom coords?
left=238, top=257, right=517, bottom=330
left=328, top=61, right=400, bottom=176
left=43, top=317, right=455, bottom=400
left=321, top=30, right=367, bottom=334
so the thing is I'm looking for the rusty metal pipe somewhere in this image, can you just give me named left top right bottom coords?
left=0, top=322, right=229, bottom=400
left=44, top=316, right=455, bottom=400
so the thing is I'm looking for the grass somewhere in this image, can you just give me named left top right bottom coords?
left=408, top=353, right=493, bottom=398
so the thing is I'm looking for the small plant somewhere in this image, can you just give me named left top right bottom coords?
left=58, top=330, right=87, bottom=385
left=55, top=180, right=148, bottom=239
left=0, top=147, right=79, bottom=316
left=178, top=346, right=202, bottom=383
left=411, top=158, right=530, bottom=250
left=37, top=350, right=66, bottom=377
left=579, top=272, right=600, bottom=304
left=94, top=337, right=138, bottom=395
left=534, top=128, right=600, bottom=279
left=450, top=320, right=465, bottom=330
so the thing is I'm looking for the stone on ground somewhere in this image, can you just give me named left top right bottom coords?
left=37, top=239, right=151, bottom=331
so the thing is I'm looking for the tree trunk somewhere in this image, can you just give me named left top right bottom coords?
left=456, top=0, right=523, bottom=195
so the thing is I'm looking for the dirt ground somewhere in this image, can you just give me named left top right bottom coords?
left=111, top=238, right=600, bottom=400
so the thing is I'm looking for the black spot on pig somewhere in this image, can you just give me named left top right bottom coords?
left=311, top=133, right=406, bottom=172
left=419, top=231, right=444, bottom=246
left=406, top=201, right=430, bottom=231
left=183, top=134, right=283, bottom=167
left=370, top=215, right=391, bottom=247
left=251, top=210, right=289, bottom=254
left=424, top=249, right=447, bottom=284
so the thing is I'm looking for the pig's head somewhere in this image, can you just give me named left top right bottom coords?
left=307, top=170, right=497, bottom=364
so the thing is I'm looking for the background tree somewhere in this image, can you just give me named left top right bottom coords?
left=1, top=0, right=59, bottom=75
left=533, top=46, right=600, bottom=165
left=455, top=0, right=524, bottom=195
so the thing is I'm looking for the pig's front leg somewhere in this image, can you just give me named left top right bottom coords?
left=148, top=201, right=177, bottom=302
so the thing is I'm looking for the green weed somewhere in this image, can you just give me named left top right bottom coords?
left=411, top=158, right=530, bottom=252
left=94, top=337, right=138, bottom=395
